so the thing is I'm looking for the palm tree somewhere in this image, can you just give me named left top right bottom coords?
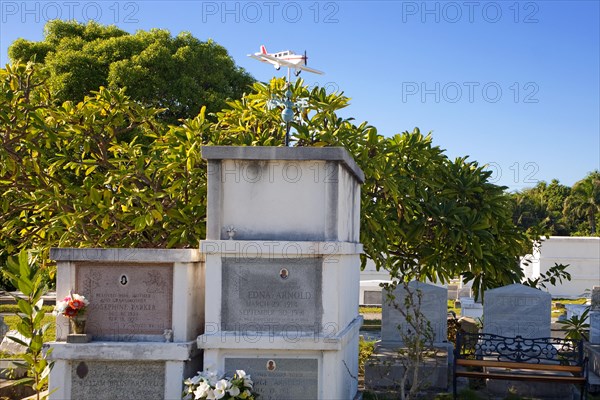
left=563, top=171, right=600, bottom=234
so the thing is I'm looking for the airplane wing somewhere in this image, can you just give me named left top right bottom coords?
left=296, top=64, right=324, bottom=75
left=251, top=53, right=304, bottom=69
left=248, top=53, right=280, bottom=63
left=248, top=53, right=267, bottom=61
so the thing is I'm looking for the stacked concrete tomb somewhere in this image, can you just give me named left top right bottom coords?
left=48, top=248, right=204, bottom=400
left=198, top=146, right=364, bottom=400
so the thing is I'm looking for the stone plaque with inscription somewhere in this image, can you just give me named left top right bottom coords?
left=71, top=361, right=165, bottom=400
left=221, top=258, right=322, bottom=332
left=76, top=263, right=173, bottom=338
left=364, top=290, right=382, bottom=305
left=224, top=357, right=318, bottom=400
left=484, top=283, right=551, bottom=338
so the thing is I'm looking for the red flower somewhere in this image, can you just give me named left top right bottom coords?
left=64, top=307, right=77, bottom=317
left=69, top=299, right=84, bottom=309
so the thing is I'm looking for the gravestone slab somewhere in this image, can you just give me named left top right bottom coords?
left=364, top=291, right=382, bottom=305
left=591, top=311, right=600, bottom=344
left=71, top=361, right=164, bottom=400
left=381, top=281, right=447, bottom=344
left=447, top=284, right=459, bottom=300
left=0, top=317, right=8, bottom=338
left=221, top=257, right=322, bottom=332
left=458, top=287, right=472, bottom=298
left=76, top=263, right=173, bottom=338
left=0, top=331, right=29, bottom=355
left=483, top=284, right=551, bottom=338
left=592, top=286, right=600, bottom=311
left=224, top=357, right=318, bottom=400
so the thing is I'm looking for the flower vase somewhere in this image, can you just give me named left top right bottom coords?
left=70, top=315, right=87, bottom=334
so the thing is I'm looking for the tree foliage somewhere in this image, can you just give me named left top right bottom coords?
left=8, top=20, right=255, bottom=123
left=563, top=171, right=600, bottom=234
left=510, top=174, right=600, bottom=237
left=1, top=61, right=533, bottom=299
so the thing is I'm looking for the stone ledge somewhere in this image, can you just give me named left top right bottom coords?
left=50, top=248, right=202, bottom=263
left=201, top=240, right=363, bottom=255
left=48, top=340, right=198, bottom=361
left=198, top=316, right=362, bottom=350
left=201, top=146, right=365, bottom=183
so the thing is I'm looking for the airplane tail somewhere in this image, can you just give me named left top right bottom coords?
left=260, top=45, right=267, bottom=54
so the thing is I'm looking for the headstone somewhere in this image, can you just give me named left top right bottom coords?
left=381, top=281, right=447, bottom=345
left=590, top=312, right=600, bottom=344
left=460, top=297, right=475, bottom=307
left=483, top=284, right=551, bottom=338
left=0, top=330, right=29, bottom=355
left=592, top=286, right=600, bottom=311
left=565, top=304, right=590, bottom=323
left=0, top=317, right=8, bottom=337
left=447, top=284, right=459, bottom=300
left=224, top=358, right=318, bottom=400
left=460, top=297, right=483, bottom=318
left=458, top=317, right=479, bottom=334
left=70, top=361, right=165, bottom=400
left=590, top=287, right=600, bottom=345
left=364, top=291, right=382, bottom=305
left=75, top=263, right=173, bottom=338
left=221, top=257, right=322, bottom=332
left=458, top=286, right=471, bottom=298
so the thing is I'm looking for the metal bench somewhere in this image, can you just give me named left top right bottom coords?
left=453, top=332, right=588, bottom=400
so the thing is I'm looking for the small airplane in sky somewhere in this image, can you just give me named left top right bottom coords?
left=248, top=45, right=324, bottom=76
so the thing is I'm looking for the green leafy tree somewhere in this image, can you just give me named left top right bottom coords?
left=563, top=171, right=600, bottom=235
left=510, top=179, right=572, bottom=236
left=1, top=63, right=532, bottom=302
left=0, top=62, right=210, bottom=271
left=8, top=20, right=254, bottom=123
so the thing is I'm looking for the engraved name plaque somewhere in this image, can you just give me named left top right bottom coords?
left=75, top=263, right=173, bottom=338
left=221, top=257, right=322, bottom=332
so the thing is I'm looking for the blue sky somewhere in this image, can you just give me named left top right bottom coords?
left=1, top=0, right=598, bottom=191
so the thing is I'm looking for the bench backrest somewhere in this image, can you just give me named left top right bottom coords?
left=455, top=332, right=583, bottom=366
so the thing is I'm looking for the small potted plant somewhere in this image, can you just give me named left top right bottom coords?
left=183, top=368, right=256, bottom=400
left=53, top=291, right=90, bottom=335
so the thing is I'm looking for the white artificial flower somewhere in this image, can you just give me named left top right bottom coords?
left=204, top=370, right=219, bottom=386
left=228, top=385, right=240, bottom=397
left=193, top=382, right=211, bottom=399
left=243, top=377, right=253, bottom=389
left=236, top=370, right=246, bottom=379
left=205, top=388, right=216, bottom=400
left=188, top=373, right=202, bottom=386
left=71, top=293, right=89, bottom=306
left=53, top=300, right=68, bottom=316
left=214, top=379, right=229, bottom=399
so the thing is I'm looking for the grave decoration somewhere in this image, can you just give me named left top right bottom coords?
left=182, top=368, right=256, bottom=400
left=53, top=292, right=90, bottom=335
